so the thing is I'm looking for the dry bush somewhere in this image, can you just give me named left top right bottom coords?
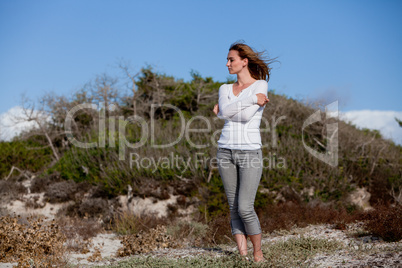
left=45, top=180, right=78, bottom=203
left=78, top=198, right=109, bottom=217
left=200, top=202, right=361, bottom=247
left=117, top=225, right=178, bottom=256
left=56, top=216, right=103, bottom=240
left=63, top=197, right=112, bottom=224
left=337, top=121, right=401, bottom=204
left=0, top=180, right=27, bottom=196
left=202, top=213, right=233, bottom=246
left=30, top=177, right=52, bottom=193
left=166, top=220, right=209, bottom=247
left=91, top=185, right=113, bottom=198
left=129, top=180, right=172, bottom=200
left=0, top=214, right=66, bottom=267
left=360, top=204, right=402, bottom=242
left=258, top=201, right=358, bottom=233
left=30, top=173, right=61, bottom=193
left=114, top=212, right=216, bottom=249
left=55, top=216, right=102, bottom=253
left=33, top=174, right=93, bottom=196
left=171, top=178, right=200, bottom=197
left=111, top=211, right=169, bottom=235
left=262, top=92, right=401, bottom=206
left=30, top=176, right=52, bottom=193
left=0, top=180, right=27, bottom=206
left=112, top=211, right=140, bottom=235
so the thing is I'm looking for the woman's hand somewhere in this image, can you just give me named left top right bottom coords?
left=256, top=93, right=269, bottom=107
left=213, top=104, right=219, bottom=115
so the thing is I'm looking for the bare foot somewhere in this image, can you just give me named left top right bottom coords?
left=254, top=251, right=266, bottom=262
left=241, top=255, right=250, bottom=262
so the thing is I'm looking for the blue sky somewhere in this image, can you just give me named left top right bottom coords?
left=0, top=0, right=401, bottom=137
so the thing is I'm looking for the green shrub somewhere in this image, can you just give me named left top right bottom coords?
left=0, top=140, right=53, bottom=178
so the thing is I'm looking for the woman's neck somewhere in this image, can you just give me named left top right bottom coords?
left=236, top=71, right=256, bottom=86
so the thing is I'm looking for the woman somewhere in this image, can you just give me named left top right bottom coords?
left=213, top=42, right=271, bottom=262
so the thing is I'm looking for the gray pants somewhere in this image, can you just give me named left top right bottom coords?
left=217, top=147, right=263, bottom=236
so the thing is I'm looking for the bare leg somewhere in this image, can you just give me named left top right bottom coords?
left=234, top=234, right=248, bottom=256
left=249, top=233, right=265, bottom=262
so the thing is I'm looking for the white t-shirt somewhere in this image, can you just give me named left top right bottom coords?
left=217, top=80, right=268, bottom=150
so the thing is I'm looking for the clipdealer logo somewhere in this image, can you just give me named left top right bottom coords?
left=302, top=101, right=338, bottom=167
left=64, top=103, right=285, bottom=159
left=64, top=101, right=338, bottom=167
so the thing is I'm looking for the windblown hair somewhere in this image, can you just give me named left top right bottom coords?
left=229, top=42, right=274, bottom=81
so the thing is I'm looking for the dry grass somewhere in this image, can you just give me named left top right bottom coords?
left=200, top=202, right=402, bottom=247
left=0, top=202, right=400, bottom=265
left=30, top=174, right=58, bottom=193
left=57, top=216, right=103, bottom=240
left=44, top=180, right=78, bottom=203
left=60, top=197, right=114, bottom=226
left=112, top=211, right=231, bottom=254
left=194, top=201, right=360, bottom=247
left=262, top=235, right=343, bottom=267
left=202, top=213, right=233, bottom=246
left=112, top=201, right=402, bottom=254
left=117, top=225, right=178, bottom=256
left=257, top=201, right=359, bottom=233
left=167, top=220, right=209, bottom=247
left=111, top=211, right=169, bottom=235
left=103, top=236, right=344, bottom=268
left=0, top=214, right=66, bottom=267
left=0, top=180, right=27, bottom=203
left=360, top=204, right=402, bottom=242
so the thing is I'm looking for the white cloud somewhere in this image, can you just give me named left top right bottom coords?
left=341, top=110, right=402, bottom=145
left=0, top=106, right=41, bottom=141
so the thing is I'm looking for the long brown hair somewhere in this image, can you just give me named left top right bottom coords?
left=229, top=42, right=274, bottom=82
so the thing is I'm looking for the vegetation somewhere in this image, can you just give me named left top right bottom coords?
left=0, top=66, right=401, bottom=265
left=0, top=215, right=66, bottom=267
left=360, top=203, right=402, bottom=242
left=0, top=140, right=53, bottom=179
left=2, top=68, right=400, bottom=206
left=1, top=67, right=400, bottom=207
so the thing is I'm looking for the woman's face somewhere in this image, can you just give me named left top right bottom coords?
left=226, top=50, right=247, bottom=75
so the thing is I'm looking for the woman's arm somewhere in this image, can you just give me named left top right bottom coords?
left=217, top=84, right=257, bottom=118
left=219, top=81, right=268, bottom=122
left=229, top=104, right=263, bottom=122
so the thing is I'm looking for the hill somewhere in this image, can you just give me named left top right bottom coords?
left=1, top=67, right=400, bottom=210
left=0, top=67, right=401, bottom=266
